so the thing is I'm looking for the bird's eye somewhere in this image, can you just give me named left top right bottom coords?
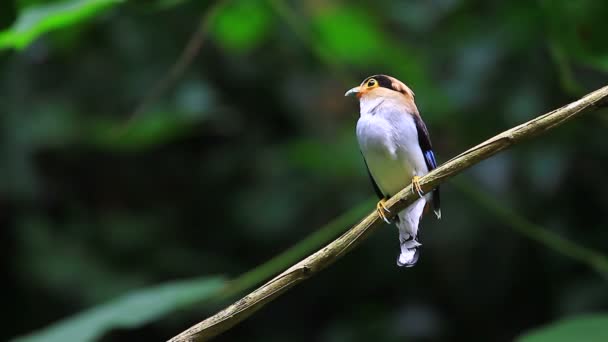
left=367, top=79, right=377, bottom=87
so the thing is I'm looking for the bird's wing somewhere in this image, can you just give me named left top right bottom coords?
left=413, top=114, right=441, bottom=218
left=361, top=153, right=384, bottom=200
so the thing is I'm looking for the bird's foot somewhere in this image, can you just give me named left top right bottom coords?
left=376, top=198, right=392, bottom=224
left=411, top=175, right=424, bottom=198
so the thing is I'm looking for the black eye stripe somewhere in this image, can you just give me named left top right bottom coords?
left=362, top=75, right=394, bottom=91
left=374, top=75, right=393, bottom=89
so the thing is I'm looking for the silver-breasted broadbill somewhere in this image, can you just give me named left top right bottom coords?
left=346, top=75, right=441, bottom=267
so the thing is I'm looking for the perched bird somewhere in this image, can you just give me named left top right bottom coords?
left=345, top=75, right=441, bottom=267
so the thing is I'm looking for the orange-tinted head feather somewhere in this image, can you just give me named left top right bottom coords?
left=355, top=74, right=418, bottom=114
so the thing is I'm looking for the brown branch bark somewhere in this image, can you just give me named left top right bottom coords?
left=169, top=85, right=608, bottom=342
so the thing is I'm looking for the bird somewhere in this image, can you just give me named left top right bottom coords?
left=345, top=74, right=441, bottom=267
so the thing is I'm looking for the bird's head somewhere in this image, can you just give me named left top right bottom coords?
left=344, top=74, right=415, bottom=101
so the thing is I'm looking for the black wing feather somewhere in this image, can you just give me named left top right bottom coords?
left=361, top=154, right=385, bottom=200
left=413, top=115, right=441, bottom=218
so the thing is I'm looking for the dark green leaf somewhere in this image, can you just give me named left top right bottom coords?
left=517, top=314, right=608, bottom=342
left=312, top=7, right=388, bottom=65
left=86, top=110, right=206, bottom=151
left=211, top=0, right=273, bottom=52
left=0, top=0, right=123, bottom=50
left=13, top=276, right=226, bottom=342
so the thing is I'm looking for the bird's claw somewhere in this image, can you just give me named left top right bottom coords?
left=411, top=176, right=424, bottom=198
left=376, top=198, right=392, bottom=224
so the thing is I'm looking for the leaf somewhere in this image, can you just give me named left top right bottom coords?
left=540, top=0, right=608, bottom=72
left=85, top=110, right=205, bottom=151
left=312, top=6, right=389, bottom=65
left=517, top=314, right=608, bottom=342
left=309, top=5, right=446, bottom=113
left=0, top=0, right=123, bottom=50
left=154, top=0, right=190, bottom=10
left=211, top=0, right=273, bottom=52
left=13, top=276, right=226, bottom=342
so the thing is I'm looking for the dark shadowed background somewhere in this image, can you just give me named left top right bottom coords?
left=2, top=1, right=608, bottom=341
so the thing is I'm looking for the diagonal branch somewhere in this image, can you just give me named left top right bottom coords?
left=169, top=85, right=608, bottom=342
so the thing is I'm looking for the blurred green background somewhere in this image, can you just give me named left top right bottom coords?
left=2, top=0, right=608, bottom=341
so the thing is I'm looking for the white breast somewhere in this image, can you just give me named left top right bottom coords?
left=356, top=98, right=429, bottom=197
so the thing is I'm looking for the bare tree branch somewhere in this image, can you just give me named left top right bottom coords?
left=169, top=85, right=608, bottom=342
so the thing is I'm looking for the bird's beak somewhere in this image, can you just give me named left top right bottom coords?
left=344, top=86, right=361, bottom=97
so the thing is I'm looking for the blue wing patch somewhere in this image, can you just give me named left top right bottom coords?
left=413, top=114, right=441, bottom=218
left=424, top=150, right=438, bottom=170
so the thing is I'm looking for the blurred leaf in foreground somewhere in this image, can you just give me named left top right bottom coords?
left=87, top=109, right=208, bottom=151
left=211, top=0, right=273, bottom=53
left=311, top=6, right=389, bottom=66
left=0, top=0, right=123, bottom=50
left=517, top=314, right=608, bottom=342
left=13, top=276, right=226, bottom=342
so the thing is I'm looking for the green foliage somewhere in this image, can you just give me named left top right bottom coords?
left=211, top=0, right=273, bottom=53
left=518, top=314, right=608, bottom=342
left=3, top=0, right=608, bottom=341
left=284, top=128, right=363, bottom=178
left=13, top=276, right=226, bottom=342
left=312, top=7, right=390, bottom=66
left=455, top=179, right=608, bottom=278
left=541, top=0, right=608, bottom=72
left=86, top=111, right=207, bottom=151
left=309, top=5, right=442, bottom=112
left=0, top=0, right=123, bottom=50
left=223, top=198, right=376, bottom=299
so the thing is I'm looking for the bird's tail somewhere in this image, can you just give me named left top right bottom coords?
left=395, top=197, right=427, bottom=267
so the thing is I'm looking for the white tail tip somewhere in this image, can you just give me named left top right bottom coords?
left=397, top=246, right=420, bottom=267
